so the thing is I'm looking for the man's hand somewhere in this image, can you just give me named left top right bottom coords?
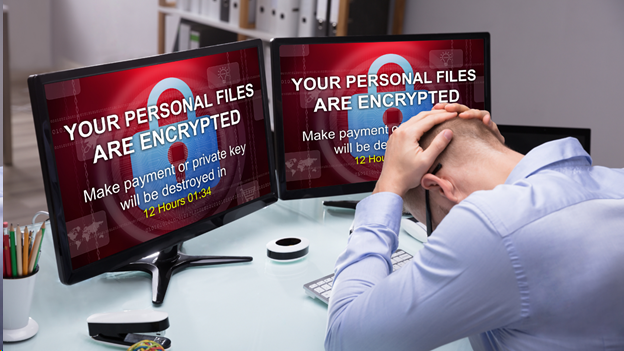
left=373, top=110, right=456, bottom=197
left=433, top=103, right=504, bottom=143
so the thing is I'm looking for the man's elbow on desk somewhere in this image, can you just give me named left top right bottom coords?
left=324, top=288, right=368, bottom=351
left=324, top=254, right=395, bottom=351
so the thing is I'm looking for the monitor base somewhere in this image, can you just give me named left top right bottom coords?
left=116, top=244, right=252, bottom=304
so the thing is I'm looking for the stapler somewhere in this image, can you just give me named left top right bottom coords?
left=87, top=310, right=172, bottom=350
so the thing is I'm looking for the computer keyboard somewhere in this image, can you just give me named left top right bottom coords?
left=303, top=249, right=414, bottom=304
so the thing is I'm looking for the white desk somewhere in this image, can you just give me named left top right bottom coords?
left=4, top=198, right=473, bottom=351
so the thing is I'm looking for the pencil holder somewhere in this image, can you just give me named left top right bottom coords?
left=3, top=267, right=40, bottom=342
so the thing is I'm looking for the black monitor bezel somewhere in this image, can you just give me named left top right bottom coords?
left=270, top=32, right=491, bottom=200
left=497, top=124, right=591, bottom=155
left=28, top=39, right=278, bottom=285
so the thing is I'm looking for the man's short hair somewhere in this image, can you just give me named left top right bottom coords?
left=419, top=117, right=506, bottom=168
left=403, top=117, right=506, bottom=216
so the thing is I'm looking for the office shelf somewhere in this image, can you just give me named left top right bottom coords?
left=159, top=6, right=274, bottom=43
left=156, top=0, right=405, bottom=54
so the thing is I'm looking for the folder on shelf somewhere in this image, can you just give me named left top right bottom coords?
left=315, top=0, right=328, bottom=36
left=230, top=0, right=241, bottom=26
left=220, top=0, right=231, bottom=22
left=190, top=0, right=202, bottom=14
left=247, top=0, right=258, bottom=24
left=328, top=0, right=339, bottom=36
left=190, top=30, right=200, bottom=49
left=298, top=0, right=316, bottom=37
left=201, top=0, right=221, bottom=20
left=274, top=0, right=300, bottom=37
left=165, top=14, right=181, bottom=53
left=269, top=0, right=278, bottom=33
left=178, top=22, right=191, bottom=51
left=255, top=0, right=272, bottom=32
left=177, top=0, right=191, bottom=11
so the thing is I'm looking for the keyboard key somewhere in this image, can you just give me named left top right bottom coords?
left=310, top=283, right=317, bottom=289
left=322, top=291, right=331, bottom=298
left=321, top=284, right=331, bottom=290
left=314, top=287, right=325, bottom=293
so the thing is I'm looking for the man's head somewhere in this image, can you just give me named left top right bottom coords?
left=404, top=117, right=523, bottom=231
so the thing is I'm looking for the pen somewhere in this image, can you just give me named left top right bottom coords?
left=322, top=200, right=359, bottom=210
left=23, top=226, right=30, bottom=276
left=9, top=224, right=17, bottom=277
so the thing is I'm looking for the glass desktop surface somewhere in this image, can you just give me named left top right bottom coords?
left=4, top=197, right=472, bottom=351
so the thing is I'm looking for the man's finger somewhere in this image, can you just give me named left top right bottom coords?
left=398, top=110, right=456, bottom=132
left=433, top=103, right=448, bottom=110
left=403, top=110, right=457, bottom=129
left=421, top=129, right=453, bottom=166
left=444, top=103, right=470, bottom=113
left=407, top=112, right=457, bottom=140
left=459, top=109, right=487, bottom=118
left=459, top=109, right=492, bottom=127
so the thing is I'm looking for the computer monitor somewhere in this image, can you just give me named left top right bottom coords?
left=28, top=39, right=277, bottom=303
left=271, top=33, right=490, bottom=199
left=497, top=124, right=591, bottom=155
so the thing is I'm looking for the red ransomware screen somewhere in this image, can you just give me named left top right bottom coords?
left=278, top=39, right=486, bottom=191
left=44, top=47, right=271, bottom=269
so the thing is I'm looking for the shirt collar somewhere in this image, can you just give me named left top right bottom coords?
left=505, top=137, right=592, bottom=184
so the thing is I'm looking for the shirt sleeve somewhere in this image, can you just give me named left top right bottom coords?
left=325, top=193, right=523, bottom=351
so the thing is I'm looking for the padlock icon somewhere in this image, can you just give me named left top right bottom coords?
left=347, top=54, right=433, bottom=158
left=130, top=77, right=220, bottom=210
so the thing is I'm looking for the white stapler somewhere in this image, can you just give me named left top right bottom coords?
left=87, top=310, right=171, bottom=349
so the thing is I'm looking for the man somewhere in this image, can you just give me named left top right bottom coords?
left=325, top=104, right=624, bottom=351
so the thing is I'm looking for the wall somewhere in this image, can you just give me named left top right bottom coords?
left=403, top=0, right=624, bottom=167
left=4, top=0, right=53, bottom=78
left=4, top=0, right=157, bottom=78
left=51, top=0, right=158, bottom=69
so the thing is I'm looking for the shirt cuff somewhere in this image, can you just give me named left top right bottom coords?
left=354, top=192, right=403, bottom=236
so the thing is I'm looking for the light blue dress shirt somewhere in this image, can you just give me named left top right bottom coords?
left=325, top=138, right=624, bottom=351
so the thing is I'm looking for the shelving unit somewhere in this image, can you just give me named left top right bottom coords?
left=159, top=6, right=274, bottom=44
left=158, top=0, right=303, bottom=54
left=157, top=0, right=405, bottom=55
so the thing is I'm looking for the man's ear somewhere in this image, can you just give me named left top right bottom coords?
left=421, top=174, right=461, bottom=204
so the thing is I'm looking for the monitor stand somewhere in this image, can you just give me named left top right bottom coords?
left=115, top=244, right=252, bottom=304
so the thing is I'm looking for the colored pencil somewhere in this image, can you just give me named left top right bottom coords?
left=29, top=230, right=34, bottom=257
left=16, top=225, right=23, bottom=276
left=29, top=228, right=43, bottom=273
left=32, top=222, right=46, bottom=272
left=22, top=226, right=30, bottom=276
left=9, top=224, right=17, bottom=277
left=3, top=223, right=6, bottom=278
left=3, top=235, right=9, bottom=278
